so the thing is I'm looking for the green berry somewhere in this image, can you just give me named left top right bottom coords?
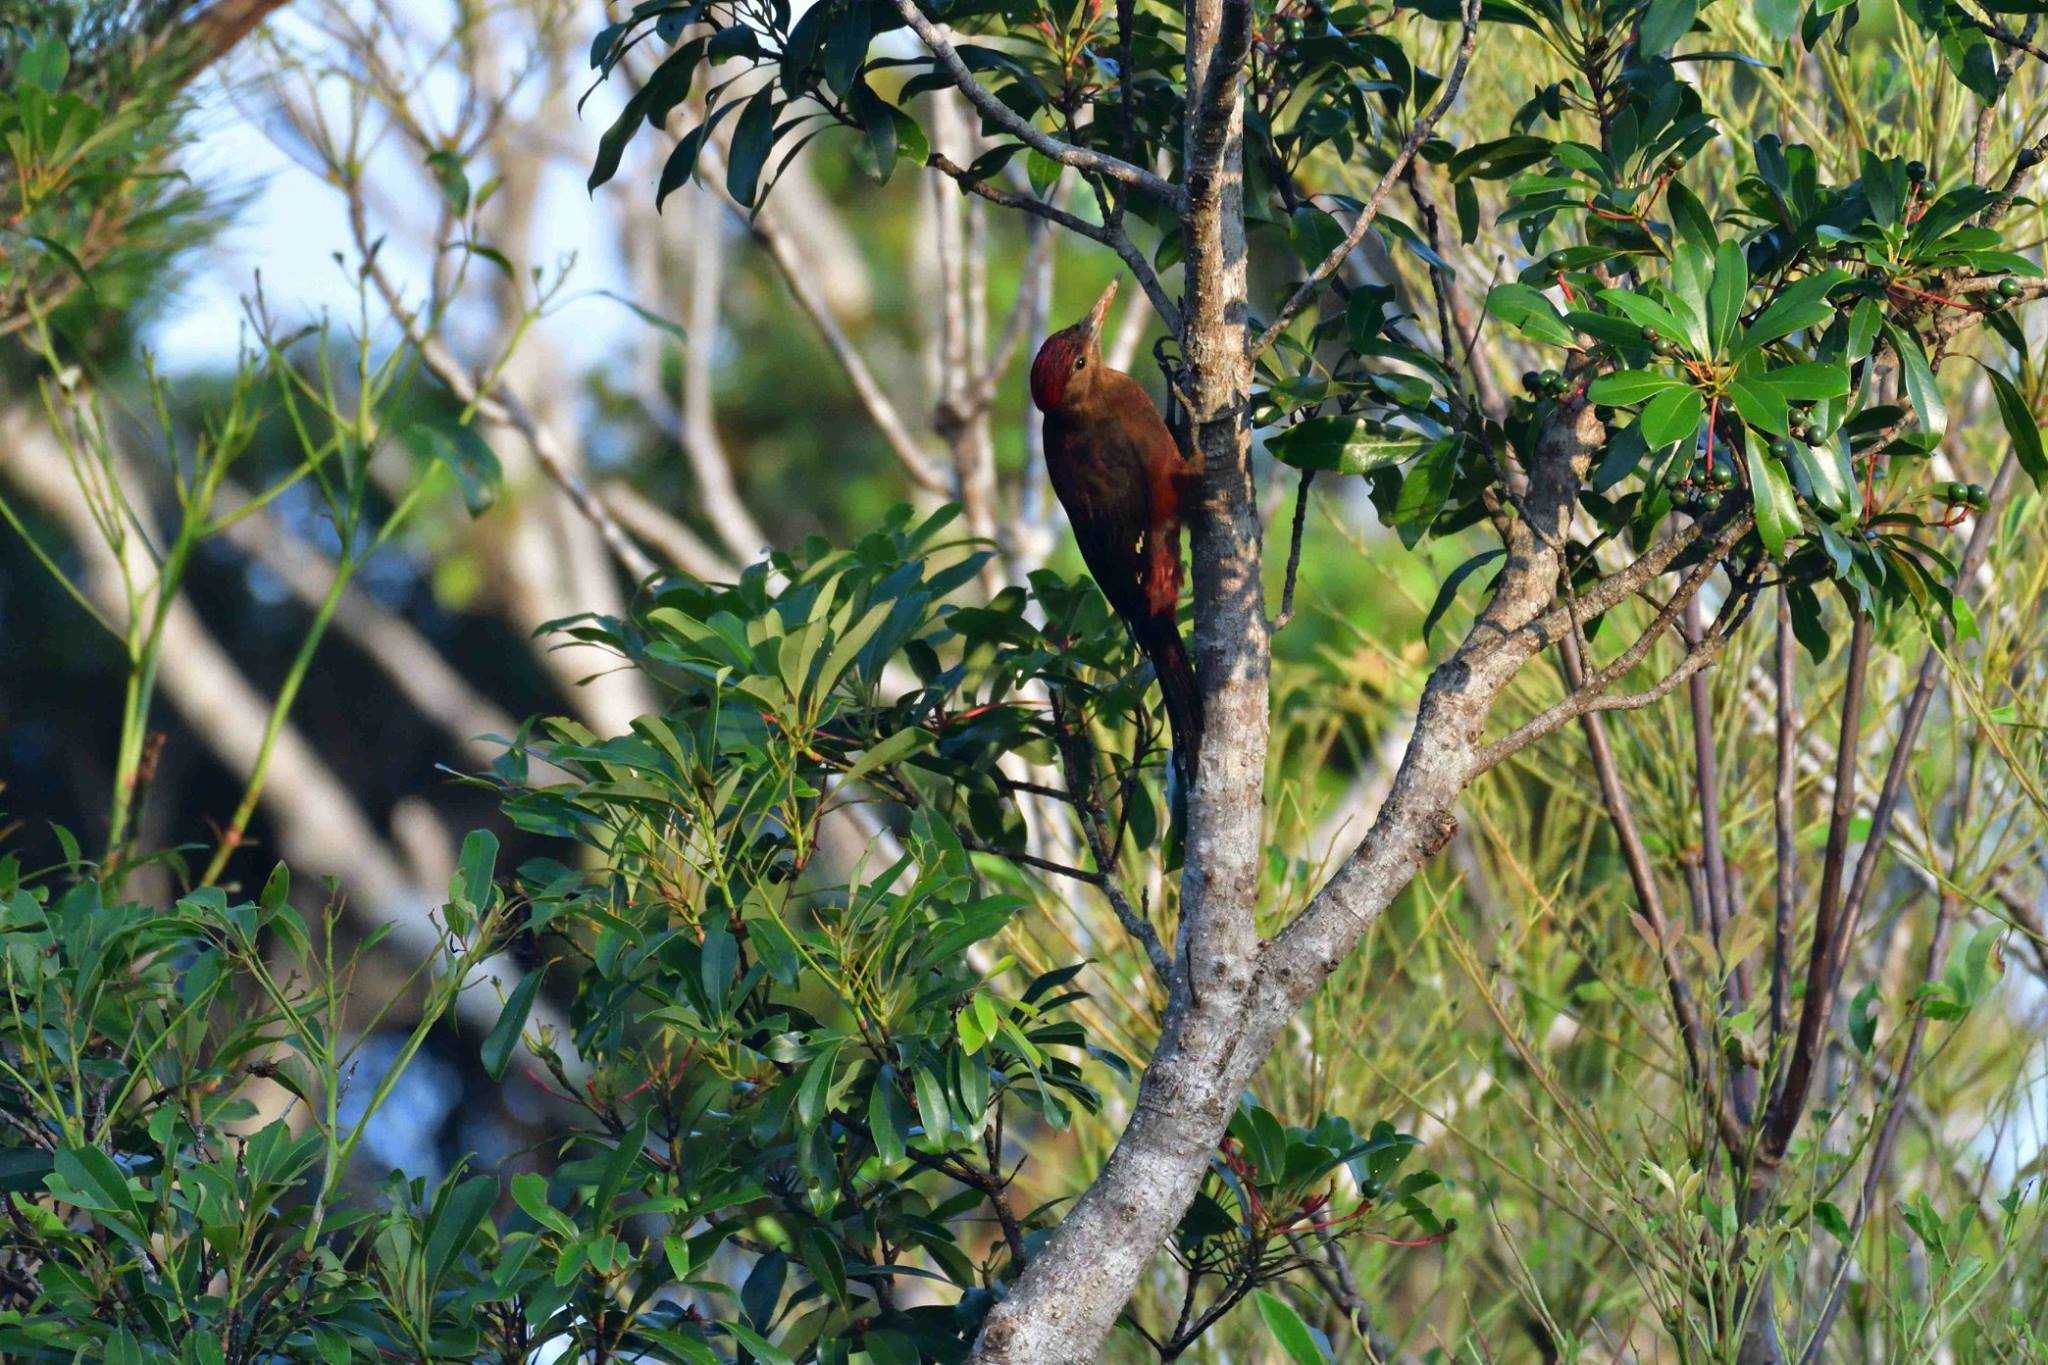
left=1965, top=482, right=1990, bottom=509
left=1700, top=490, right=1724, bottom=510
left=1998, top=277, right=2024, bottom=301
left=1540, top=368, right=1564, bottom=394
left=1771, top=437, right=1799, bottom=461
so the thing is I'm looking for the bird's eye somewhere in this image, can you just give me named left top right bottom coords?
left=1072, top=354, right=1087, bottom=371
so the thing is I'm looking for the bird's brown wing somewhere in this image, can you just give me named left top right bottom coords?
left=1042, top=409, right=1155, bottom=627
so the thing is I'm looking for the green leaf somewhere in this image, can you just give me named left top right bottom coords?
left=869, top=1077, right=906, bottom=1165
left=1390, top=438, right=1460, bottom=543
left=1747, top=435, right=1803, bottom=557
left=1813, top=1198, right=1851, bottom=1241
left=1983, top=364, right=2047, bottom=490
left=1757, top=362, right=1849, bottom=401
left=408, top=422, right=503, bottom=516
left=742, top=1249, right=788, bottom=1330
left=1255, top=1289, right=1330, bottom=1364
left=1639, top=385, right=1704, bottom=448
left=1848, top=983, right=1878, bottom=1053
left=1846, top=297, right=1882, bottom=361
left=1889, top=325, right=1948, bottom=433
left=1729, top=377, right=1790, bottom=437
left=1587, top=370, right=1687, bottom=405
left=1737, top=270, right=1847, bottom=354
left=481, top=969, right=544, bottom=1081
left=726, top=87, right=778, bottom=208
left=454, top=829, right=498, bottom=911
left=799, top=1224, right=850, bottom=1308
left=425, top=1174, right=498, bottom=1285
left=657, top=101, right=742, bottom=209
left=842, top=727, right=932, bottom=785
left=425, top=150, right=472, bottom=215
left=1639, top=0, right=1699, bottom=54
left=1788, top=440, right=1856, bottom=521
left=512, top=1172, right=577, bottom=1238
left=51, top=1147, right=143, bottom=1220
left=1267, top=417, right=1428, bottom=473
left=18, top=36, right=71, bottom=92
left=1422, top=548, right=1505, bottom=641
left=1709, top=239, right=1748, bottom=356
left=1485, top=282, right=1575, bottom=347
left=1598, top=288, right=1692, bottom=350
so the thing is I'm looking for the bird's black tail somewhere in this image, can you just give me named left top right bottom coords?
left=1134, top=613, right=1203, bottom=804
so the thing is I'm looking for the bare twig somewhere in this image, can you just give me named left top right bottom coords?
left=1271, top=469, right=1315, bottom=630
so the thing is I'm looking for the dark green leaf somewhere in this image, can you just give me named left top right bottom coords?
left=481, top=969, right=543, bottom=1081
left=726, top=87, right=779, bottom=208
left=1747, top=435, right=1802, bottom=556
left=1983, top=364, right=2046, bottom=489
left=1422, top=549, right=1504, bottom=641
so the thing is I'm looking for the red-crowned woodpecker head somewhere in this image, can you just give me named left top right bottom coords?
left=1030, top=279, right=1118, bottom=413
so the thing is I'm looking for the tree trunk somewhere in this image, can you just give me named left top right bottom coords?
left=968, top=2, right=1265, bottom=1357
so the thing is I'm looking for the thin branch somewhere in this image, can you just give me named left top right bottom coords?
left=1559, top=634, right=1747, bottom=1156
left=697, top=141, right=952, bottom=495
left=1473, top=518, right=1753, bottom=772
left=1770, top=590, right=1798, bottom=1047
left=599, top=479, right=738, bottom=580
left=1797, top=886, right=1961, bottom=1364
left=885, top=0, right=1183, bottom=208
left=1761, top=612, right=1873, bottom=1158
left=350, top=231, right=662, bottom=585
left=1247, top=0, right=1481, bottom=359
left=927, top=153, right=1183, bottom=336
left=1050, top=702, right=1172, bottom=986
left=1271, top=469, right=1314, bottom=630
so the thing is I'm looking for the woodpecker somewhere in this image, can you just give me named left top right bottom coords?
left=1029, top=279, right=1202, bottom=790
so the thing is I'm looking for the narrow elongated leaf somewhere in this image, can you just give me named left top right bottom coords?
left=1889, top=325, right=1948, bottom=433
left=1757, top=362, right=1849, bottom=400
left=1587, top=370, right=1687, bottom=404
left=1748, top=436, right=1803, bottom=556
left=408, top=423, right=502, bottom=515
left=1639, top=0, right=1699, bottom=53
left=1422, top=549, right=1505, bottom=641
left=455, top=829, right=498, bottom=911
left=425, top=1175, right=498, bottom=1286
left=1255, top=1289, right=1330, bottom=1364
left=657, top=100, right=742, bottom=208
left=481, top=969, right=543, bottom=1080
left=726, top=87, right=778, bottom=208
left=1709, top=239, right=1748, bottom=355
left=1982, top=364, right=2047, bottom=489
left=1737, top=269, right=1846, bottom=354
left=799, top=1225, right=849, bottom=1308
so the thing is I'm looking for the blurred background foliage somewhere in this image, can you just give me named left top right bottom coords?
left=2, top=0, right=2046, bottom=1360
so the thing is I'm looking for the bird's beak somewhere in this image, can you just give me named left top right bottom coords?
left=1082, top=279, right=1119, bottom=342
